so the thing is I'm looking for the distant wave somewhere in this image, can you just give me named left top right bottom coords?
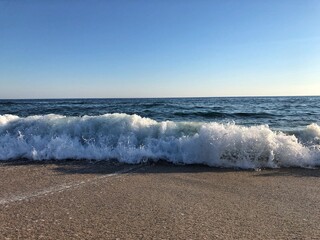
left=174, top=111, right=227, bottom=118
left=0, top=101, right=16, bottom=106
left=139, top=102, right=167, bottom=108
left=0, top=114, right=319, bottom=169
left=233, top=112, right=277, bottom=118
left=174, top=111, right=276, bottom=118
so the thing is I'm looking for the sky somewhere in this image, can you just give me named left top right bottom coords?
left=0, top=0, right=319, bottom=98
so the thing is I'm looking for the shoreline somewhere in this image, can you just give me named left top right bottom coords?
left=1, top=160, right=320, bottom=239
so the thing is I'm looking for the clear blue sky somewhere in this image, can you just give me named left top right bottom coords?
left=0, top=0, right=319, bottom=98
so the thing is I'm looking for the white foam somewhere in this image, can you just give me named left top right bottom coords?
left=0, top=114, right=19, bottom=125
left=0, top=113, right=319, bottom=169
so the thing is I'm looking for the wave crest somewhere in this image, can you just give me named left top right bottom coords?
left=0, top=114, right=319, bottom=168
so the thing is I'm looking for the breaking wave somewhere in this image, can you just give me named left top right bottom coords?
left=0, top=114, right=319, bottom=169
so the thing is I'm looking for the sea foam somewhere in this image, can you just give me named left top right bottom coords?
left=0, top=113, right=319, bottom=169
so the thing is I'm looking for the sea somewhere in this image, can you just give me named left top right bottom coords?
left=0, top=96, right=319, bottom=169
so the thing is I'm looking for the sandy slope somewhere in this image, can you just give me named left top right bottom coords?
left=1, top=160, right=320, bottom=239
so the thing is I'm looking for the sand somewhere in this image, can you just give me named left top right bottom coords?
left=0, top=160, right=320, bottom=239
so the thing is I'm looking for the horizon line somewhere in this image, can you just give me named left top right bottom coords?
left=1, top=94, right=319, bottom=101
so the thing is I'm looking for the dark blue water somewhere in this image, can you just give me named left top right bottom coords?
left=1, top=96, right=319, bottom=131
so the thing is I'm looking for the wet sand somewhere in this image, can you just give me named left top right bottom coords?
left=1, top=160, right=320, bottom=239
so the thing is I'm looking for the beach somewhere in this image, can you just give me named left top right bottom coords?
left=1, top=160, right=319, bottom=239
left=2, top=0, right=320, bottom=238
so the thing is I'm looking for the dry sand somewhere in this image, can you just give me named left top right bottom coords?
left=1, top=160, right=320, bottom=239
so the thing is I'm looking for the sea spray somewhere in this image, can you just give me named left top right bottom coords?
left=0, top=113, right=319, bottom=168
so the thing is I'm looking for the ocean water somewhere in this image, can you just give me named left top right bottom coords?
left=0, top=97, right=319, bottom=168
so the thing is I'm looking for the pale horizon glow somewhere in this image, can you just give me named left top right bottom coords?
left=0, top=0, right=319, bottom=99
